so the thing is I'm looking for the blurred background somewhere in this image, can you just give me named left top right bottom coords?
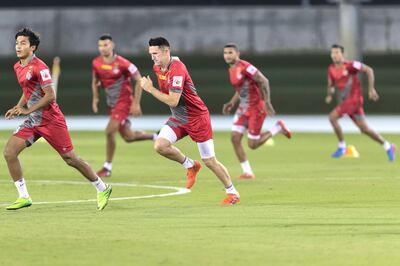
left=0, top=0, right=399, bottom=117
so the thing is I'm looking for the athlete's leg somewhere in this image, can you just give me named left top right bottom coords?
left=248, top=131, right=273, bottom=150
left=203, top=156, right=234, bottom=187
left=119, top=119, right=154, bottom=143
left=154, top=137, right=186, bottom=163
left=353, top=117, right=384, bottom=145
left=3, top=136, right=28, bottom=182
left=198, top=139, right=240, bottom=204
left=60, top=150, right=100, bottom=182
left=156, top=124, right=201, bottom=188
left=4, top=133, right=35, bottom=209
left=231, top=131, right=247, bottom=161
left=329, top=109, right=344, bottom=142
left=105, top=119, right=120, bottom=163
left=60, top=149, right=111, bottom=209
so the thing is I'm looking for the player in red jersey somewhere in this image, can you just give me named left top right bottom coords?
left=326, top=44, right=395, bottom=161
left=92, top=34, right=156, bottom=177
left=3, top=28, right=112, bottom=210
left=222, top=43, right=292, bottom=179
left=141, top=37, right=240, bottom=205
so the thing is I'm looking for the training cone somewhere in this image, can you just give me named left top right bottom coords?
left=345, top=144, right=360, bottom=158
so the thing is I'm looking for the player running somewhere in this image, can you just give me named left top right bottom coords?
left=222, top=43, right=292, bottom=179
left=3, top=28, right=112, bottom=210
left=141, top=37, right=240, bottom=205
left=92, top=34, right=156, bottom=177
left=326, top=44, right=396, bottom=161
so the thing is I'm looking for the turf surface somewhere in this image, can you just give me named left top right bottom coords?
left=0, top=130, right=399, bottom=266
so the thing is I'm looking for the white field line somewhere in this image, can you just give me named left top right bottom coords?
left=0, top=180, right=191, bottom=206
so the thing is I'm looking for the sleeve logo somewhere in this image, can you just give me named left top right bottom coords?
left=128, top=64, right=138, bottom=74
left=172, top=76, right=183, bottom=87
left=246, top=65, right=258, bottom=75
left=40, top=69, right=51, bottom=81
left=352, top=61, right=362, bottom=70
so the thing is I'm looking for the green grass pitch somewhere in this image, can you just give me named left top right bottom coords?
left=0, top=130, right=400, bottom=266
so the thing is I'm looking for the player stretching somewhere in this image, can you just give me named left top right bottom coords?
left=92, top=34, right=156, bottom=177
left=326, top=44, right=396, bottom=161
left=3, top=28, right=112, bottom=210
left=222, top=43, right=292, bottom=179
left=141, top=37, right=240, bottom=205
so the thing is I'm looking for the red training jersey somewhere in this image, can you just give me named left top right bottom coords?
left=153, top=58, right=209, bottom=125
left=328, top=60, right=363, bottom=103
left=14, top=55, right=64, bottom=126
left=229, top=59, right=264, bottom=111
left=92, top=55, right=139, bottom=107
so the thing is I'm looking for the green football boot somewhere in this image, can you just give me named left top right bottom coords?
left=6, top=197, right=32, bottom=210
left=97, top=184, right=112, bottom=211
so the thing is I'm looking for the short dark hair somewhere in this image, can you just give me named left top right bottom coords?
left=149, top=37, right=170, bottom=48
left=99, top=34, right=112, bottom=41
left=331, top=44, right=344, bottom=53
left=15, top=27, right=40, bottom=52
left=224, top=42, right=239, bottom=51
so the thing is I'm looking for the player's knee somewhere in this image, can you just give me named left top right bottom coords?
left=3, top=146, right=17, bottom=161
left=120, top=134, right=131, bottom=143
left=202, top=157, right=216, bottom=168
left=231, top=134, right=241, bottom=145
left=329, top=114, right=337, bottom=123
left=154, top=140, right=168, bottom=155
left=61, top=153, right=77, bottom=167
left=106, top=130, right=116, bottom=138
left=248, top=141, right=258, bottom=150
left=359, top=126, right=369, bottom=134
left=63, top=156, right=75, bottom=167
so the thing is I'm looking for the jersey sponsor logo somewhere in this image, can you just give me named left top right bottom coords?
left=100, top=64, right=113, bottom=70
left=246, top=65, right=258, bottom=75
left=128, top=64, right=137, bottom=74
left=113, top=67, right=120, bottom=74
left=158, top=74, right=167, bottom=80
left=40, top=69, right=51, bottom=81
left=172, top=76, right=183, bottom=87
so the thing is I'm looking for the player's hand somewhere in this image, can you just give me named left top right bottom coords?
left=14, top=106, right=30, bottom=116
left=130, top=103, right=142, bottom=117
left=368, top=88, right=379, bottom=102
left=92, top=98, right=99, bottom=113
left=325, top=95, right=333, bottom=104
left=5, top=106, right=18, bottom=120
left=265, top=101, right=276, bottom=116
left=222, top=102, right=234, bottom=115
left=141, top=76, right=153, bottom=93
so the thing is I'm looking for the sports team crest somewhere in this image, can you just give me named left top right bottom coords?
left=26, top=71, right=32, bottom=80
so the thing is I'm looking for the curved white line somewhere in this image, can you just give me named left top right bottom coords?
left=0, top=180, right=191, bottom=206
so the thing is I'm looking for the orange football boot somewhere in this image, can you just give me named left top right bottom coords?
left=238, top=173, right=256, bottom=180
left=277, top=120, right=292, bottom=139
left=186, top=160, right=202, bottom=189
left=221, top=193, right=241, bottom=205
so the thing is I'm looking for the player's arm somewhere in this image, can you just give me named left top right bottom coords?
left=14, top=86, right=55, bottom=116
left=141, top=76, right=181, bottom=107
left=91, top=72, right=100, bottom=113
left=253, top=71, right=275, bottom=116
left=360, top=63, right=379, bottom=101
left=130, top=71, right=143, bottom=116
left=5, top=94, right=26, bottom=119
left=222, top=91, right=239, bottom=115
left=325, top=77, right=335, bottom=104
